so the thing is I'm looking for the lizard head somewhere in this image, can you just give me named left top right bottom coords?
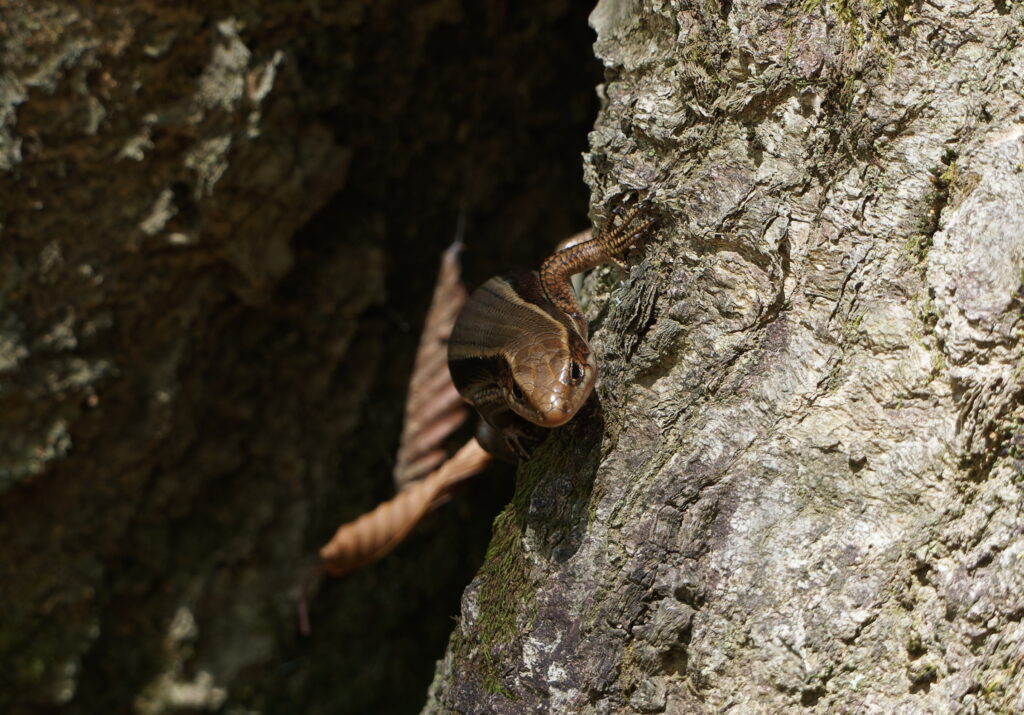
left=503, top=328, right=598, bottom=427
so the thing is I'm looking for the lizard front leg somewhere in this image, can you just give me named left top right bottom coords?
left=470, top=384, right=542, bottom=460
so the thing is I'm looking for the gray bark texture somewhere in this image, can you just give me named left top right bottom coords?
left=0, top=1, right=599, bottom=713
left=425, top=1, right=1024, bottom=713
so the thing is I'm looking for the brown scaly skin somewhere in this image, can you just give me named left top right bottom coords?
left=314, top=201, right=655, bottom=586
left=448, top=197, right=656, bottom=459
left=539, top=200, right=656, bottom=335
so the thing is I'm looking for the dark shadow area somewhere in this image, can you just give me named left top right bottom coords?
left=527, top=398, right=605, bottom=565
left=0, top=3, right=600, bottom=715
left=244, top=3, right=603, bottom=714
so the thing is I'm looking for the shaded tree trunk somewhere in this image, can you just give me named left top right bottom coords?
left=0, top=2, right=599, bottom=713
left=425, top=0, right=1024, bottom=712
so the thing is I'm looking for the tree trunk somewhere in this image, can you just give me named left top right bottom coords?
left=425, top=1, right=1024, bottom=712
left=0, top=2, right=599, bottom=713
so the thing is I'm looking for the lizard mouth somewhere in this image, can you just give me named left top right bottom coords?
left=525, top=377, right=595, bottom=427
left=533, top=407, right=575, bottom=428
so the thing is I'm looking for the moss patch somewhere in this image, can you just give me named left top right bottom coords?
left=451, top=459, right=545, bottom=698
left=802, top=0, right=911, bottom=48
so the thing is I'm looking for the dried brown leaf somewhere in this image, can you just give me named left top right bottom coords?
left=320, top=438, right=492, bottom=576
left=393, top=241, right=470, bottom=488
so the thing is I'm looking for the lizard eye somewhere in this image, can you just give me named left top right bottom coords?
left=511, top=382, right=525, bottom=402
left=569, top=361, right=585, bottom=384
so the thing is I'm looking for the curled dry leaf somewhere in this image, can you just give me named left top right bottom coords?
left=319, top=438, right=492, bottom=576
left=315, top=239, right=486, bottom=582
left=393, top=240, right=470, bottom=489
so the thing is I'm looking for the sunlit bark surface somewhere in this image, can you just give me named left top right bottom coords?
left=425, top=1, right=1024, bottom=712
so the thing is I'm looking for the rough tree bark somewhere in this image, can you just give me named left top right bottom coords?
left=0, top=2, right=599, bottom=713
left=425, top=0, right=1024, bottom=713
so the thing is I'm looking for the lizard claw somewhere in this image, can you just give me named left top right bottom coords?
left=504, top=429, right=536, bottom=461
